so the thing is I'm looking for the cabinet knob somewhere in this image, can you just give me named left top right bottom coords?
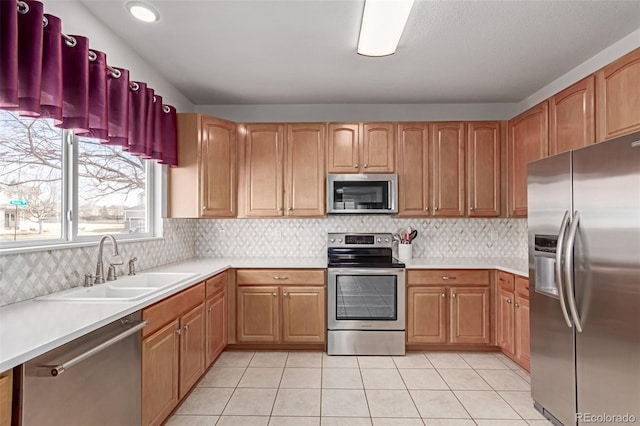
left=452, top=293, right=457, bottom=298
left=175, top=329, right=182, bottom=335
left=273, top=276, right=289, bottom=280
left=441, top=293, right=446, bottom=298
left=283, top=292, right=288, bottom=297
left=288, top=207, right=293, bottom=211
left=470, top=207, right=474, bottom=211
left=425, top=207, right=429, bottom=211
left=207, top=307, right=213, bottom=313
left=354, top=164, right=359, bottom=168
left=441, top=276, right=456, bottom=280
left=202, top=206, right=207, bottom=211
left=364, top=164, right=368, bottom=168
left=183, top=324, right=189, bottom=331
left=515, top=303, right=520, bottom=308
left=435, top=207, right=439, bottom=211
left=507, top=299, right=512, bottom=304
left=272, top=292, right=277, bottom=297
left=278, top=208, right=283, bottom=212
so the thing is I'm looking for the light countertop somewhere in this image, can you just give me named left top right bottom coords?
left=0, top=256, right=526, bottom=371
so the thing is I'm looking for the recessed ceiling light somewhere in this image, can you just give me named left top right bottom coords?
left=357, top=0, right=415, bottom=57
left=126, top=1, right=160, bottom=23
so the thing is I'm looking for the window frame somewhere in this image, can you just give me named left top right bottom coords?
left=0, top=123, right=159, bottom=252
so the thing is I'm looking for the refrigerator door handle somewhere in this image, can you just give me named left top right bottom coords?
left=555, top=210, right=573, bottom=328
left=564, top=210, right=584, bottom=333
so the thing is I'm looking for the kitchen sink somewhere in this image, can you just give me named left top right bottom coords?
left=110, top=272, right=198, bottom=288
left=35, top=272, right=198, bottom=302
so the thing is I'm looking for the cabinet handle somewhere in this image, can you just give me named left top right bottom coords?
left=441, top=276, right=457, bottom=280
left=272, top=292, right=277, bottom=297
left=273, top=276, right=289, bottom=280
left=515, top=303, right=520, bottom=308
left=354, top=164, right=359, bottom=168
left=288, top=207, right=293, bottom=211
left=202, top=206, right=207, bottom=211
left=283, top=292, right=288, bottom=297
left=425, top=207, right=429, bottom=211
left=278, top=208, right=283, bottom=212
left=507, top=299, right=512, bottom=304
left=435, top=207, right=439, bottom=211
left=207, top=307, right=213, bottom=313
left=441, top=293, right=445, bottom=298
left=452, top=293, right=457, bottom=298
left=183, top=324, right=189, bottom=331
left=470, top=207, right=474, bottom=211
left=364, top=164, right=368, bottom=168
left=175, top=329, right=182, bottom=335
left=499, top=278, right=508, bottom=283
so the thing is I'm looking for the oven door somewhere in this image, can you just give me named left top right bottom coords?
left=327, top=268, right=405, bottom=331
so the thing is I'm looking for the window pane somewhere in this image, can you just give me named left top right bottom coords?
left=0, top=111, right=63, bottom=243
left=76, top=138, right=148, bottom=236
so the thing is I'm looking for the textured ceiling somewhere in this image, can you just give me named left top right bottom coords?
left=75, top=0, right=640, bottom=105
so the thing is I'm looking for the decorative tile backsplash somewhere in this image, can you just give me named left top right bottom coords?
left=195, top=217, right=527, bottom=259
left=0, top=216, right=527, bottom=306
left=0, top=219, right=197, bottom=306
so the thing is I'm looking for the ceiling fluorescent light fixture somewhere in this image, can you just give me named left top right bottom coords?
left=357, top=0, right=415, bottom=57
left=127, top=1, right=160, bottom=23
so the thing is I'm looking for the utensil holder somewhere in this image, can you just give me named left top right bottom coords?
left=398, top=243, right=413, bottom=260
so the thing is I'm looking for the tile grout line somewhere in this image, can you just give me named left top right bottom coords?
left=394, top=353, right=426, bottom=421
left=215, top=351, right=255, bottom=424
left=426, top=352, right=476, bottom=422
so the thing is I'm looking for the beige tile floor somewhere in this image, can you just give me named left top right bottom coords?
left=166, top=351, right=551, bottom=426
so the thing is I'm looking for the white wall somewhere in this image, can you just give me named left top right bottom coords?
left=43, top=1, right=194, bottom=112
left=195, top=103, right=517, bottom=123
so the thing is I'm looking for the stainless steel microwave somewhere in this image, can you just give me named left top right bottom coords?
left=327, top=174, right=398, bottom=214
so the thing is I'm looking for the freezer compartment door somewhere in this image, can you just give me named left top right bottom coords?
left=572, top=132, right=640, bottom=424
left=528, top=151, right=577, bottom=426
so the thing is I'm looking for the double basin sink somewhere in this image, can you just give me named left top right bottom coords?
left=35, top=272, right=198, bottom=302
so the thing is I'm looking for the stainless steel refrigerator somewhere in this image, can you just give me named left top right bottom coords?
left=528, top=131, right=640, bottom=426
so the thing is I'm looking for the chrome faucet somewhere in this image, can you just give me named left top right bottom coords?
left=95, top=235, right=123, bottom=284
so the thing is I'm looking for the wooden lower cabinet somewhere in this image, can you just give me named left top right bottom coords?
left=282, top=286, right=326, bottom=343
left=406, top=270, right=491, bottom=346
left=0, top=369, right=12, bottom=426
left=497, top=273, right=530, bottom=370
left=178, top=303, right=206, bottom=399
left=206, top=290, right=227, bottom=366
left=142, top=319, right=180, bottom=426
left=237, top=286, right=280, bottom=342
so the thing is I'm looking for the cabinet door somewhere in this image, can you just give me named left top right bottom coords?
left=431, top=123, right=465, bottom=217
left=179, top=303, right=206, bottom=399
left=200, top=116, right=237, bottom=217
left=0, top=370, right=12, bottom=426
left=515, top=295, right=530, bottom=370
left=467, top=122, right=501, bottom=217
left=497, top=288, right=515, bottom=355
left=281, top=286, right=326, bottom=343
left=449, top=286, right=490, bottom=344
left=206, top=291, right=227, bottom=367
left=142, top=319, right=180, bottom=426
left=407, top=286, right=447, bottom=344
left=508, top=102, right=549, bottom=217
left=285, top=124, right=326, bottom=217
left=396, top=123, right=430, bottom=217
left=549, top=76, right=595, bottom=155
left=596, top=47, right=640, bottom=140
left=237, top=286, right=280, bottom=342
left=328, top=123, right=360, bottom=173
left=362, top=122, right=395, bottom=173
left=243, top=124, right=284, bottom=217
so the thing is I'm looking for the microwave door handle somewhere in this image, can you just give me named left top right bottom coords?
left=564, top=211, right=583, bottom=333
left=556, top=210, right=573, bottom=328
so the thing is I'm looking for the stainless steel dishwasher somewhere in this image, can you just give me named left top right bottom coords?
left=21, top=311, right=146, bottom=426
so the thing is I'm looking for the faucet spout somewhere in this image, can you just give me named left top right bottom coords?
left=95, top=234, right=123, bottom=284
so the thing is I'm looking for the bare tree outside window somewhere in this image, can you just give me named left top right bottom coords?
left=0, top=110, right=150, bottom=243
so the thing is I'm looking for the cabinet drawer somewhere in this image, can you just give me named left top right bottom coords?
left=515, top=276, right=529, bottom=299
left=205, top=272, right=227, bottom=297
left=236, top=269, right=325, bottom=286
left=143, top=282, right=205, bottom=337
left=407, top=269, right=490, bottom=286
left=497, top=271, right=515, bottom=292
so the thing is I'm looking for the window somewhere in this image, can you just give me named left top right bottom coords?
left=0, top=110, right=156, bottom=249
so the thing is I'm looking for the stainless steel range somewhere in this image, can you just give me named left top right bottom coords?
left=327, top=233, right=406, bottom=355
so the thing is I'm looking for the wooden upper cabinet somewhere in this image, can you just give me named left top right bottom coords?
left=467, top=122, right=501, bottom=217
left=508, top=102, right=549, bottom=217
left=549, top=76, right=595, bottom=155
left=170, top=114, right=237, bottom=218
left=242, top=124, right=285, bottom=217
left=430, top=122, right=465, bottom=217
left=397, top=123, right=430, bottom=216
left=362, top=122, right=395, bottom=172
left=285, top=124, right=326, bottom=217
left=328, top=122, right=394, bottom=173
left=596, top=47, right=640, bottom=141
left=328, top=123, right=360, bottom=173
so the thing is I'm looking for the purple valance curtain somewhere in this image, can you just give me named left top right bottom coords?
left=0, top=0, right=178, bottom=166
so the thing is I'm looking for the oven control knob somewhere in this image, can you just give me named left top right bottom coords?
left=377, top=238, right=381, bottom=243
left=384, top=238, right=390, bottom=242
left=338, top=238, right=343, bottom=243
left=329, top=238, right=335, bottom=243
